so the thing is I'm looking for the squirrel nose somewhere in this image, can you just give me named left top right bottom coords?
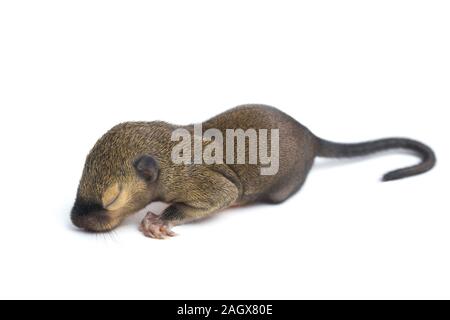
left=70, top=212, right=84, bottom=229
left=70, top=198, right=104, bottom=229
left=71, top=198, right=103, bottom=216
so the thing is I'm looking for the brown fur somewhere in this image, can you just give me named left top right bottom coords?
left=71, top=104, right=435, bottom=235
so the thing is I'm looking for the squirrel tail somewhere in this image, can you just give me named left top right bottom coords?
left=316, top=137, right=436, bottom=181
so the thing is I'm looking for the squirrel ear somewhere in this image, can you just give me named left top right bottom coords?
left=133, top=155, right=159, bottom=182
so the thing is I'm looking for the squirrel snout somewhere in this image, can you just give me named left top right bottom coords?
left=70, top=199, right=115, bottom=232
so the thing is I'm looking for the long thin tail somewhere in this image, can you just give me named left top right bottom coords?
left=316, top=137, right=436, bottom=181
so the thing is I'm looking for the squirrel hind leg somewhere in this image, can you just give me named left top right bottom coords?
left=263, top=176, right=306, bottom=204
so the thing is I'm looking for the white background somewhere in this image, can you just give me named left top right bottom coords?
left=0, top=1, right=449, bottom=300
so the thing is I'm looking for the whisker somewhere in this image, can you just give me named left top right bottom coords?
left=100, top=222, right=108, bottom=242
left=107, top=223, right=118, bottom=242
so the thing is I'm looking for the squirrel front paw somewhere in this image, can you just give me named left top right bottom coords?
left=139, top=212, right=177, bottom=239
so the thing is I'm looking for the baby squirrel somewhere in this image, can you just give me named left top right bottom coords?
left=71, top=104, right=436, bottom=239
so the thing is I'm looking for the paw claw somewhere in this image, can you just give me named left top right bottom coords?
left=140, top=211, right=176, bottom=239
